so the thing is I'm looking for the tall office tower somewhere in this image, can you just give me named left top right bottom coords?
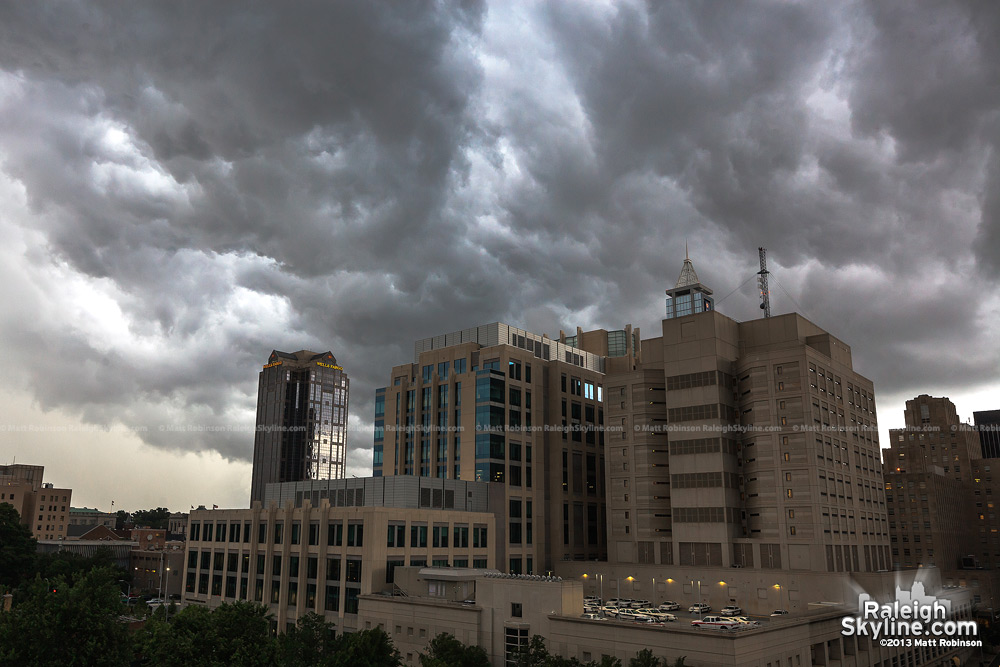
left=374, top=323, right=636, bottom=574
left=250, top=350, right=350, bottom=504
left=976, top=409, right=1000, bottom=459
left=604, top=255, right=890, bottom=573
left=884, top=396, right=982, bottom=575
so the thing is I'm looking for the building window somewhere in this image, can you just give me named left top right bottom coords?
left=512, top=602, right=523, bottom=618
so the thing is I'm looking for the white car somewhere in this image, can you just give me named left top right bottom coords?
left=770, top=609, right=790, bottom=617
left=658, top=601, right=680, bottom=611
left=146, top=598, right=166, bottom=606
left=629, top=599, right=651, bottom=609
left=724, top=616, right=760, bottom=627
left=691, top=616, right=740, bottom=630
left=720, top=605, right=742, bottom=615
left=580, top=613, right=605, bottom=621
left=688, top=603, right=711, bottom=613
left=614, top=608, right=653, bottom=621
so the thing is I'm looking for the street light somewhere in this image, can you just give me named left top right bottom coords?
left=774, top=583, right=784, bottom=611
left=164, top=567, right=171, bottom=621
left=626, top=576, right=635, bottom=597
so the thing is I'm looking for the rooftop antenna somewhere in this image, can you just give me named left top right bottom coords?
left=757, top=247, right=771, bottom=318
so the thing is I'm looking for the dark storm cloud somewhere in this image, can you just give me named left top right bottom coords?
left=0, top=0, right=998, bottom=472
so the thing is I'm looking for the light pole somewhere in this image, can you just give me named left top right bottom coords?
left=158, top=552, right=164, bottom=600
left=627, top=576, right=635, bottom=599
left=164, top=567, right=171, bottom=621
left=775, top=583, right=784, bottom=611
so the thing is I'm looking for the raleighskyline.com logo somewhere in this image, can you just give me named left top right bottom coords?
left=841, top=582, right=979, bottom=648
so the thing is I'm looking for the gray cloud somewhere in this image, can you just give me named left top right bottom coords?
left=0, top=0, right=998, bottom=489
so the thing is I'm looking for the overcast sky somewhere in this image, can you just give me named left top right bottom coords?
left=1, top=1, right=998, bottom=513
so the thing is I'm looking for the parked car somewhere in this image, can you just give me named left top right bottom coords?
left=580, top=613, right=605, bottom=621
left=724, top=616, right=760, bottom=627
left=688, top=603, right=711, bottom=613
left=146, top=598, right=166, bottom=606
left=632, top=616, right=658, bottom=624
left=606, top=598, right=623, bottom=607
left=720, top=605, right=742, bottom=615
left=614, top=608, right=654, bottom=622
left=629, top=599, right=651, bottom=609
left=638, top=609, right=676, bottom=622
left=691, top=616, right=740, bottom=630
left=770, top=609, right=790, bottom=617
left=658, top=601, right=681, bottom=611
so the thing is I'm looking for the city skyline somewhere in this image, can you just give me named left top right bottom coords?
left=1, top=2, right=999, bottom=512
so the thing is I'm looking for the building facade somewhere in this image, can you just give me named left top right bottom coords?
left=976, top=409, right=1000, bottom=459
left=250, top=350, right=350, bottom=503
left=361, top=565, right=975, bottom=667
left=374, top=322, right=629, bottom=574
left=603, top=258, right=889, bottom=574
left=0, top=464, right=72, bottom=541
left=183, top=479, right=497, bottom=631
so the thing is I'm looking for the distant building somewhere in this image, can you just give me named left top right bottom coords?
left=250, top=350, right=350, bottom=503
left=68, top=507, right=116, bottom=529
left=168, top=511, right=188, bottom=538
left=0, top=464, right=72, bottom=541
left=976, top=409, right=1000, bottom=459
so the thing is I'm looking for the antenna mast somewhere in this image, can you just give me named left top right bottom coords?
left=757, top=247, right=771, bottom=318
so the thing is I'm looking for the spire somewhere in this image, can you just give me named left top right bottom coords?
left=675, top=255, right=700, bottom=288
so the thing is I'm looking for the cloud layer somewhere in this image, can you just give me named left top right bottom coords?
left=0, top=1, right=998, bottom=506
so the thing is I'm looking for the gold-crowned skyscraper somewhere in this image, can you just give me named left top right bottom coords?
left=250, top=350, right=349, bottom=503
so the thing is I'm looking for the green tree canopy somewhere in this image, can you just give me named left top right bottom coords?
left=628, top=649, right=663, bottom=667
left=0, top=503, right=36, bottom=590
left=278, top=612, right=338, bottom=666
left=420, top=632, right=490, bottom=667
left=0, top=566, right=130, bottom=666
left=132, top=507, right=171, bottom=529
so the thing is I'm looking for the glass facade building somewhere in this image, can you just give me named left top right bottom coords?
left=250, top=350, right=350, bottom=503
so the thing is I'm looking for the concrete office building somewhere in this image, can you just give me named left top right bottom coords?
left=0, top=464, right=73, bottom=541
left=373, top=323, right=638, bottom=574
left=68, top=507, right=116, bottom=529
left=182, top=477, right=496, bottom=632
left=976, top=409, right=1000, bottom=459
left=884, top=397, right=982, bottom=569
left=250, top=350, right=350, bottom=503
left=361, top=565, right=975, bottom=667
left=603, top=257, right=889, bottom=574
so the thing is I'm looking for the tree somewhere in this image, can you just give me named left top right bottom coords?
left=328, top=627, right=402, bottom=667
left=515, top=635, right=551, bottom=667
left=628, top=649, right=663, bottom=667
left=0, top=503, right=36, bottom=590
left=0, top=566, right=131, bottom=666
left=132, top=507, right=171, bottom=529
left=278, top=612, right=338, bottom=666
left=133, top=601, right=277, bottom=666
left=420, top=632, right=490, bottom=667
left=115, top=509, right=131, bottom=530
left=591, top=657, right=623, bottom=667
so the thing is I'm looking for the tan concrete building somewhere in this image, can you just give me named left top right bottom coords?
left=361, top=565, right=976, bottom=667
left=68, top=507, right=116, bottom=529
left=182, top=478, right=496, bottom=632
left=0, top=464, right=72, bottom=541
left=603, top=258, right=889, bottom=574
left=374, top=322, right=638, bottom=573
left=885, top=395, right=1000, bottom=609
